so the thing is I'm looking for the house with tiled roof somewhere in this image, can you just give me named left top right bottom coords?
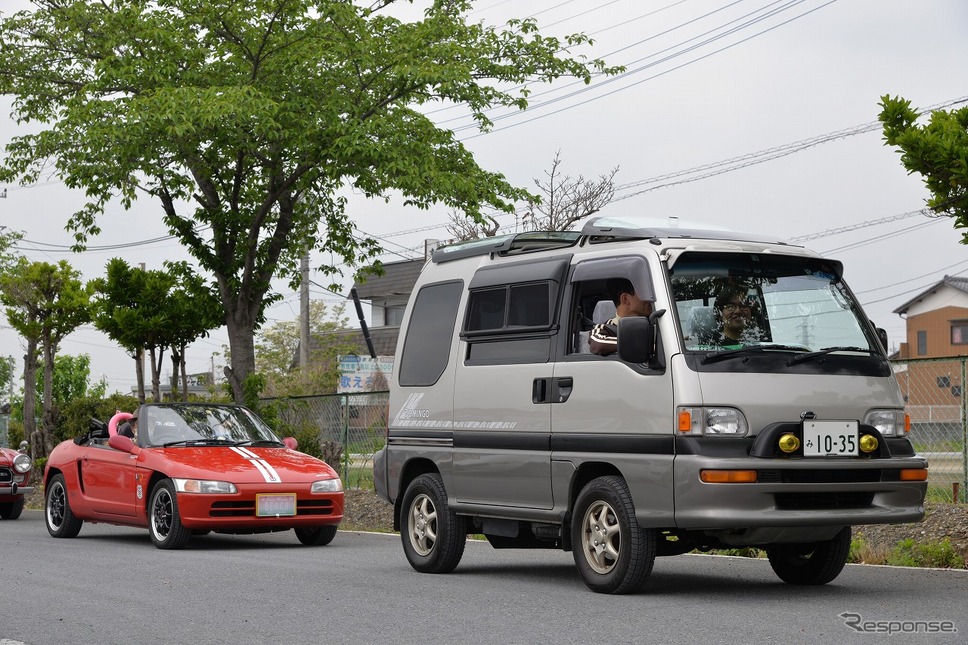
left=891, top=275, right=968, bottom=426
left=893, top=275, right=968, bottom=359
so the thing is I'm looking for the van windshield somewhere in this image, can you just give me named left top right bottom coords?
left=669, top=253, right=875, bottom=354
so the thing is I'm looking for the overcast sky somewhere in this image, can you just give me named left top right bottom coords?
left=2, top=0, right=967, bottom=395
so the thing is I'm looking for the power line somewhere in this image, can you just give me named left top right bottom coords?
left=459, top=0, right=837, bottom=139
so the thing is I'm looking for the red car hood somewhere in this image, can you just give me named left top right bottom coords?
left=142, top=445, right=339, bottom=485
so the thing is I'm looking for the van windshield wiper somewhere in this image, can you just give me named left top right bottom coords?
left=701, top=344, right=810, bottom=365
left=786, top=346, right=876, bottom=366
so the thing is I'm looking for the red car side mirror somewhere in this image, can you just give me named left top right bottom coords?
left=283, top=437, right=298, bottom=450
left=108, top=434, right=136, bottom=453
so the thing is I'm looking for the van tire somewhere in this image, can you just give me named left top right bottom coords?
left=571, top=475, right=656, bottom=594
left=400, top=473, right=468, bottom=574
left=766, top=526, right=851, bottom=585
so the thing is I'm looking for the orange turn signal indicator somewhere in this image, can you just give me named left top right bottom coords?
left=700, top=469, right=758, bottom=484
left=678, top=409, right=692, bottom=433
left=899, top=468, right=928, bottom=481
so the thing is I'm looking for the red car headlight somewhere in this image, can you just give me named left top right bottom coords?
left=173, top=478, right=237, bottom=494
left=311, top=478, right=343, bottom=493
left=13, top=453, right=31, bottom=474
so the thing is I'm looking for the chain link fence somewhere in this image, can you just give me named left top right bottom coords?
left=893, top=357, right=968, bottom=503
left=262, top=392, right=388, bottom=490
left=266, top=363, right=968, bottom=503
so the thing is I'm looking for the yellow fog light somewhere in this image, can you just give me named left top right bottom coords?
left=778, top=433, right=800, bottom=454
left=859, top=434, right=879, bottom=454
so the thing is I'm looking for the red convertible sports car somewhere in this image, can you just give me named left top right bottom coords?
left=1, top=441, right=33, bottom=520
left=43, top=403, right=344, bottom=549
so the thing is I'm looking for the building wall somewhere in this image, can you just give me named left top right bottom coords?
left=898, top=305, right=968, bottom=359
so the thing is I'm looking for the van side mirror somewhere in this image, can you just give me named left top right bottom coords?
left=617, top=315, right=655, bottom=364
left=876, top=327, right=889, bottom=354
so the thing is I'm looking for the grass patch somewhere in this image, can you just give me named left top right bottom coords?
left=886, top=538, right=965, bottom=569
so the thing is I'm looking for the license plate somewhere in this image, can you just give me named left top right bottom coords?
left=802, top=420, right=858, bottom=457
left=256, top=493, right=296, bottom=517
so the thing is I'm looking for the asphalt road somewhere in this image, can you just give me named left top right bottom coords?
left=1, top=510, right=966, bottom=645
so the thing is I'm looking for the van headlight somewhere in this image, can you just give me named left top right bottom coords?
left=677, top=407, right=748, bottom=436
left=312, top=478, right=343, bottom=493
left=864, top=409, right=907, bottom=437
left=13, top=453, right=32, bottom=474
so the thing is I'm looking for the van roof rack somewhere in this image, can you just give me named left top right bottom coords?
left=432, top=230, right=582, bottom=263
left=581, top=215, right=790, bottom=245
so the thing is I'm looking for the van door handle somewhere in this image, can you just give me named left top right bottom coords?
left=553, top=377, right=573, bottom=403
left=532, top=377, right=551, bottom=404
left=533, top=377, right=573, bottom=403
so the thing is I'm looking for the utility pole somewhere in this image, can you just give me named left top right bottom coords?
left=299, top=254, right=309, bottom=368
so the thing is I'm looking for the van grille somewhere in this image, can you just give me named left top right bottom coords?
left=757, top=469, right=881, bottom=484
left=774, top=492, right=874, bottom=510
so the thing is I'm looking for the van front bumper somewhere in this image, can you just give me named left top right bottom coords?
left=671, top=453, right=928, bottom=532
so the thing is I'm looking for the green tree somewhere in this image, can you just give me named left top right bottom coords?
left=0, top=355, right=16, bottom=407
left=257, top=300, right=357, bottom=396
left=0, top=1, right=619, bottom=404
left=89, top=258, right=221, bottom=402
left=35, top=354, right=108, bottom=409
left=879, top=96, right=968, bottom=241
left=0, top=258, right=90, bottom=457
left=164, top=261, right=223, bottom=401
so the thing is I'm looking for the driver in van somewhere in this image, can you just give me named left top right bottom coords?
left=714, top=287, right=756, bottom=347
left=589, top=278, right=654, bottom=356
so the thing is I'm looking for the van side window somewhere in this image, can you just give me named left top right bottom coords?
left=398, top=280, right=463, bottom=387
left=466, top=282, right=551, bottom=332
left=567, top=255, right=655, bottom=355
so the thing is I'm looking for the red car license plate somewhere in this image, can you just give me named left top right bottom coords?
left=256, top=493, right=296, bottom=517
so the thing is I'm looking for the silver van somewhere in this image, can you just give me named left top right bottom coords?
left=373, top=215, right=927, bottom=594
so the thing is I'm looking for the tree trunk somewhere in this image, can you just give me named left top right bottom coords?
left=21, top=342, right=39, bottom=459
left=40, top=335, right=56, bottom=456
left=170, top=350, right=180, bottom=400
left=224, top=310, right=257, bottom=405
left=149, top=347, right=164, bottom=402
left=135, top=347, right=146, bottom=403
left=179, top=343, right=189, bottom=402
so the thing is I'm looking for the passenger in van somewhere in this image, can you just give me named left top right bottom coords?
left=589, top=278, right=654, bottom=355
left=714, top=287, right=757, bottom=347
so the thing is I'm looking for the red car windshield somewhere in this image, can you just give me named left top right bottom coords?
left=141, top=404, right=283, bottom=447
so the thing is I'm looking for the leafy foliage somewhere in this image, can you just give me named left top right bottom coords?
left=255, top=300, right=358, bottom=396
left=879, top=96, right=968, bottom=241
left=54, top=393, right=141, bottom=447
left=35, top=354, right=107, bottom=407
left=88, top=258, right=221, bottom=401
left=0, top=257, right=90, bottom=457
left=0, top=0, right=620, bottom=403
left=887, top=538, right=965, bottom=569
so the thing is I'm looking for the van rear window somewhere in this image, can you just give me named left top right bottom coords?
left=398, top=281, right=463, bottom=387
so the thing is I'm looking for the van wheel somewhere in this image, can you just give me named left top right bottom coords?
left=400, top=473, right=468, bottom=574
left=571, top=475, right=656, bottom=594
left=766, top=526, right=851, bottom=585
